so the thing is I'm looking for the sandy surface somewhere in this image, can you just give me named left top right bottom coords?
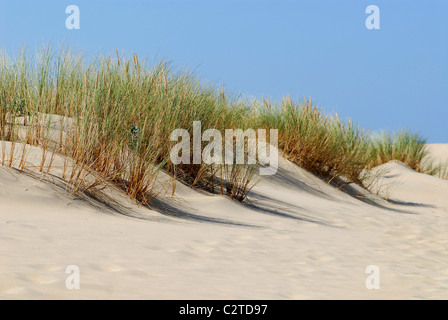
left=1, top=143, right=447, bottom=299
left=426, top=143, right=448, bottom=166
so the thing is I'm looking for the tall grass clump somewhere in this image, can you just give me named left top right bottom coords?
left=256, top=96, right=371, bottom=185
left=423, top=160, right=448, bottom=180
left=368, top=130, right=448, bottom=181
left=368, top=130, right=428, bottom=172
left=436, top=162, right=448, bottom=180
left=3, top=44, right=444, bottom=208
left=0, top=45, right=259, bottom=203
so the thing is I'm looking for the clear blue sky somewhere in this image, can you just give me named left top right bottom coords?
left=0, top=0, right=446, bottom=142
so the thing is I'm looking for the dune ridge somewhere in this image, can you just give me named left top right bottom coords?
left=1, top=143, right=447, bottom=299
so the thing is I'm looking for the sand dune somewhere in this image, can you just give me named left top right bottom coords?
left=1, top=143, right=447, bottom=299
left=426, top=143, right=448, bottom=167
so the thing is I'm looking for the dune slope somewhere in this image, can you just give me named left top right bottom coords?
left=1, top=146, right=448, bottom=299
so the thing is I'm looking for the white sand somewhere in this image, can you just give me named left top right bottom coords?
left=426, top=143, right=448, bottom=166
left=1, top=143, right=448, bottom=299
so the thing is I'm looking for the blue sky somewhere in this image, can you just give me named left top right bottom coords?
left=0, top=0, right=446, bottom=142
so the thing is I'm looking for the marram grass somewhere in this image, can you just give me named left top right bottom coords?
left=0, top=45, right=445, bottom=207
left=256, top=96, right=371, bottom=185
left=368, top=130, right=428, bottom=172
left=0, top=46, right=256, bottom=203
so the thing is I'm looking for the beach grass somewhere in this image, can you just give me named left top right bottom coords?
left=256, top=96, right=371, bottom=185
left=0, top=45, right=445, bottom=205
left=368, top=130, right=428, bottom=172
left=0, top=45, right=258, bottom=203
left=367, top=130, right=448, bottom=180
